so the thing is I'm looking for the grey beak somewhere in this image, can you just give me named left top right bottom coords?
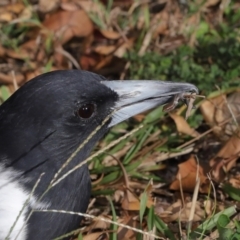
left=101, top=80, right=198, bottom=127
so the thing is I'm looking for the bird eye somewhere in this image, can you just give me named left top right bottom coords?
left=77, top=103, right=95, bottom=119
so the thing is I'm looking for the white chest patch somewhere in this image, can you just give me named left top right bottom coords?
left=0, top=165, right=28, bottom=240
left=0, top=165, right=49, bottom=240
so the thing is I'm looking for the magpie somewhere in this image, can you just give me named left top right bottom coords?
left=0, top=70, right=198, bottom=240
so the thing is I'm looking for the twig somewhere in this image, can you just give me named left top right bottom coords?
left=120, top=61, right=130, bottom=80
left=34, top=209, right=165, bottom=240
left=187, top=177, right=200, bottom=234
left=55, top=46, right=81, bottom=69
left=11, top=70, right=18, bottom=91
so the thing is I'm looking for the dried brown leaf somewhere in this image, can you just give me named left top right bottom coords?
left=170, top=155, right=209, bottom=193
left=121, top=189, right=141, bottom=211
left=39, top=0, right=60, bottom=13
left=90, top=217, right=111, bottom=231
left=229, top=175, right=240, bottom=189
left=61, top=3, right=79, bottom=11
left=204, top=0, right=221, bottom=8
left=200, top=92, right=240, bottom=139
left=94, top=45, right=116, bottom=55
left=216, top=92, right=240, bottom=135
left=200, top=96, right=223, bottom=125
left=153, top=11, right=169, bottom=37
left=43, top=10, right=93, bottom=44
left=20, top=39, right=45, bottom=62
left=170, top=113, right=200, bottom=137
left=82, top=232, right=108, bottom=240
left=210, top=131, right=240, bottom=182
left=0, top=3, right=24, bottom=22
left=114, top=38, right=134, bottom=58
left=17, top=5, right=32, bottom=22
left=117, top=216, right=136, bottom=239
left=77, top=1, right=103, bottom=14
left=80, top=55, right=98, bottom=70
left=0, top=45, right=5, bottom=57
left=99, top=29, right=121, bottom=40
left=0, top=12, right=13, bottom=22
left=0, top=73, right=24, bottom=85
left=159, top=200, right=204, bottom=222
left=204, top=199, right=213, bottom=216
left=94, top=55, right=113, bottom=71
left=121, top=187, right=153, bottom=211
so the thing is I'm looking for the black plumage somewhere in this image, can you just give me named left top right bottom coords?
left=0, top=70, right=198, bottom=239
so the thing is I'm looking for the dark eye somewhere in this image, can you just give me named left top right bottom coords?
left=77, top=103, right=95, bottom=119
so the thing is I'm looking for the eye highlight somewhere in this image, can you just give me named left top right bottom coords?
left=77, top=103, right=95, bottom=119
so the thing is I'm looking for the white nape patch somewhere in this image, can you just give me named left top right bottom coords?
left=0, top=165, right=49, bottom=240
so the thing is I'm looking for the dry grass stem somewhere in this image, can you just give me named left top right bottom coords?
left=35, top=209, right=165, bottom=240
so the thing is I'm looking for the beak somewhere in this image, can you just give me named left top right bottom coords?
left=101, top=80, right=199, bottom=127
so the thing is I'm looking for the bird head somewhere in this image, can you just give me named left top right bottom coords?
left=0, top=70, right=198, bottom=175
left=0, top=70, right=199, bottom=240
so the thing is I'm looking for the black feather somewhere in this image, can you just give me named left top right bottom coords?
left=0, top=70, right=118, bottom=239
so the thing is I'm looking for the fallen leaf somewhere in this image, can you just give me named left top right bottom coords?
left=26, top=69, right=47, bottom=81
left=6, top=3, right=25, bottom=14
left=1, top=12, right=14, bottom=23
left=200, top=92, right=240, bottom=139
left=170, top=155, right=209, bottom=193
left=216, top=92, right=240, bottom=136
left=159, top=199, right=205, bottom=222
left=204, top=199, right=213, bottom=216
left=133, top=113, right=146, bottom=122
left=114, top=38, right=134, bottom=58
left=210, top=131, right=240, bottom=182
left=117, top=216, right=136, bottom=239
left=39, top=0, right=60, bottom=13
left=204, top=0, right=221, bottom=8
left=229, top=175, right=240, bottom=189
left=200, top=96, right=223, bottom=126
left=43, top=10, right=93, bottom=44
left=17, top=5, right=32, bottom=22
left=94, top=55, right=113, bottom=70
left=170, top=113, right=200, bottom=137
left=82, top=232, right=108, bottom=240
left=99, top=29, right=121, bottom=40
left=0, top=3, right=24, bottom=22
left=94, top=45, right=116, bottom=55
left=80, top=54, right=98, bottom=70
left=77, top=0, right=103, bottom=15
left=121, top=189, right=141, bottom=211
left=89, top=216, right=111, bottom=231
left=61, top=3, right=78, bottom=11
left=0, top=45, right=5, bottom=57
left=121, top=188, right=153, bottom=211
left=19, top=39, right=45, bottom=62
left=0, top=73, right=24, bottom=85
left=153, top=10, right=169, bottom=37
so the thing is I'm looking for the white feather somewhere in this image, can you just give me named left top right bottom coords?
left=0, top=165, right=49, bottom=240
left=0, top=165, right=28, bottom=240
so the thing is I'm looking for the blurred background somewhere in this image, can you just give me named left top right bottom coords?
left=0, top=0, right=239, bottom=90
left=0, top=0, right=240, bottom=239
